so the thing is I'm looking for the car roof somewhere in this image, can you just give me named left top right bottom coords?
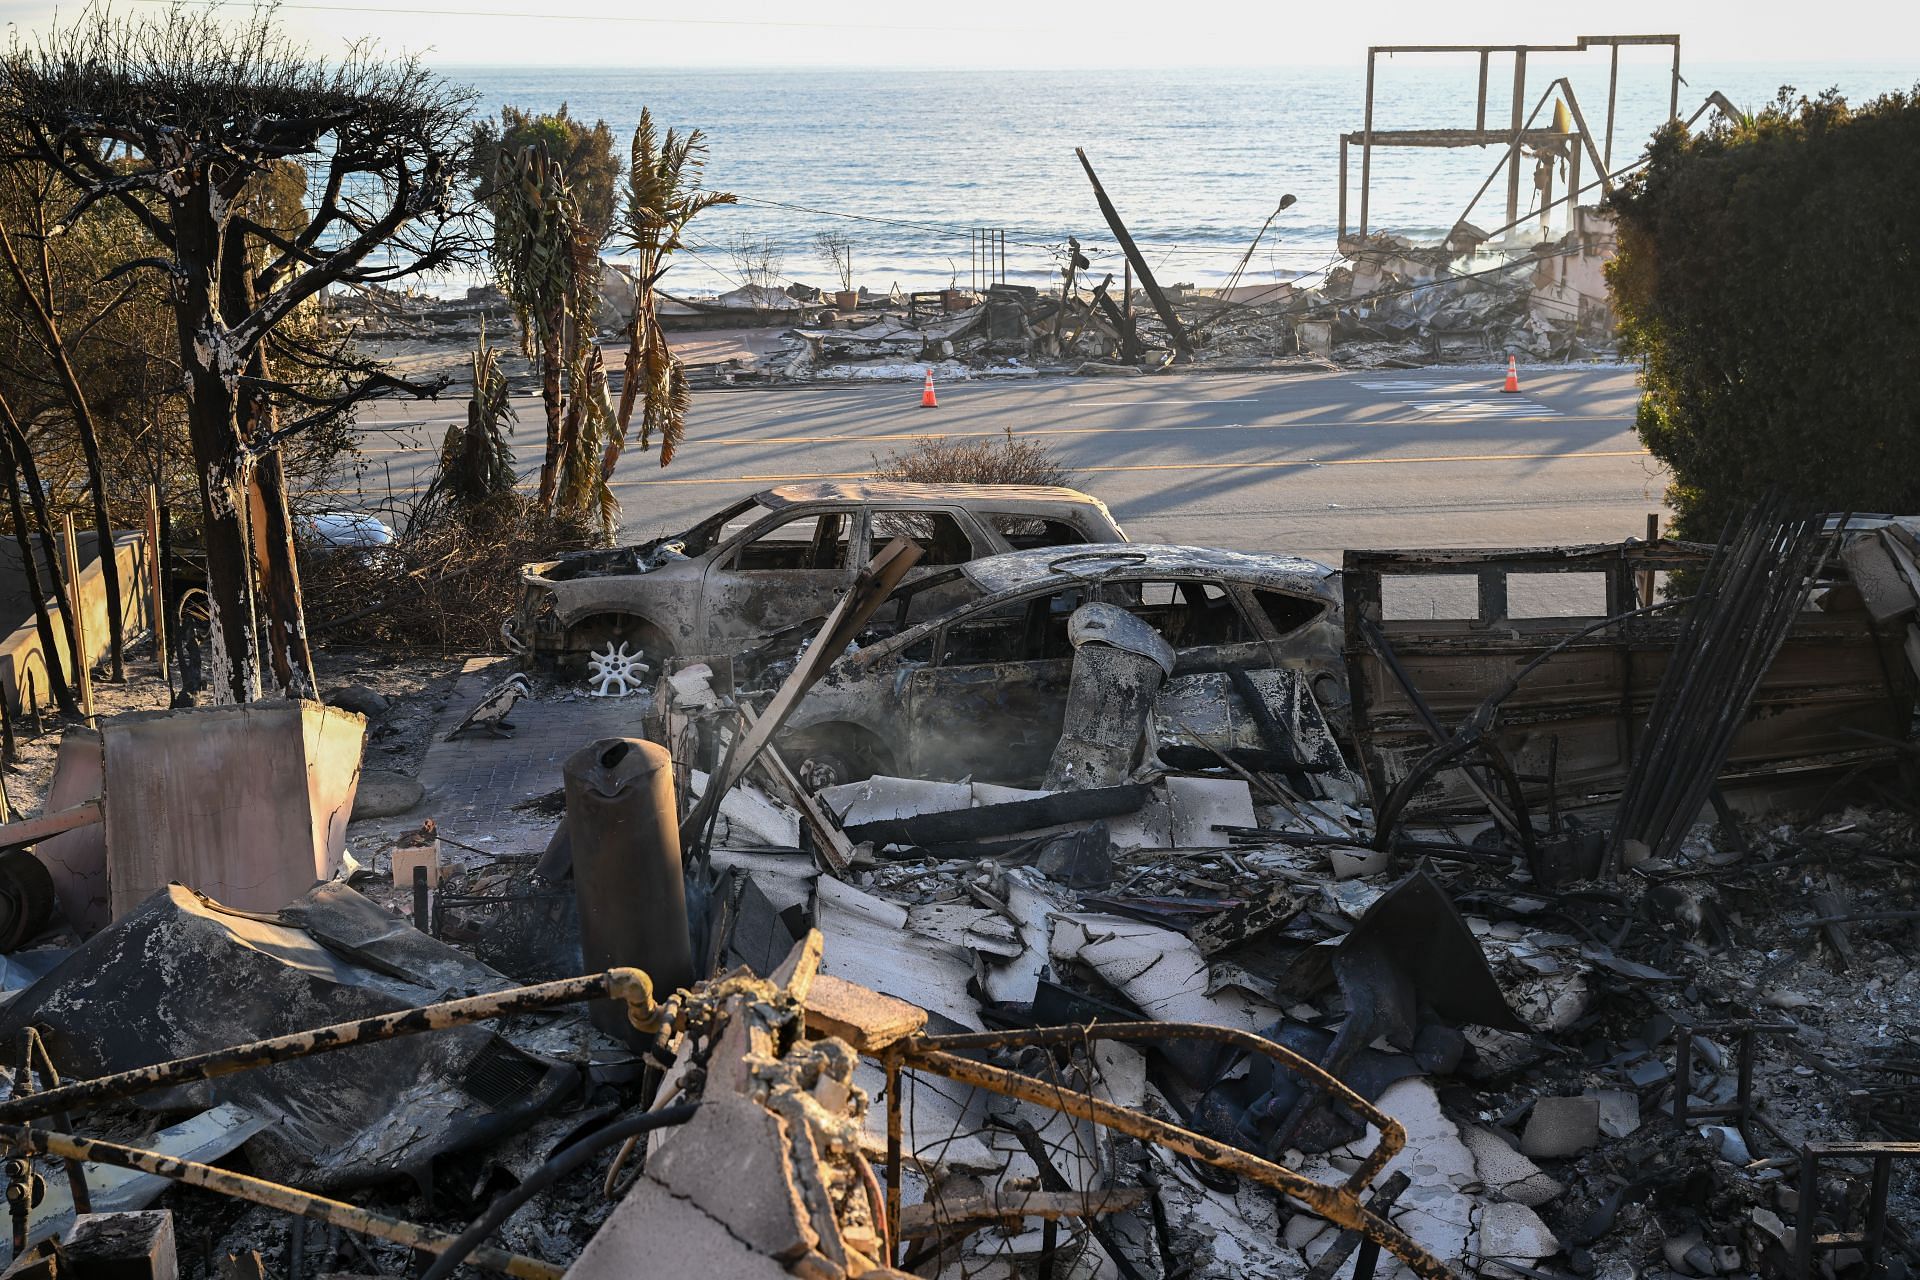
left=957, top=544, right=1338, bottom=599
left=756, top=482, right=1111, bottom=512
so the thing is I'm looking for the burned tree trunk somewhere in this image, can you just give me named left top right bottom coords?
left=0, top=394, right=76, bottom=714
left=0, top=217, right=127, bottom=682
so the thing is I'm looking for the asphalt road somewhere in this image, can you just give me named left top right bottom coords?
left=349, top=364, right=1666, bottom=567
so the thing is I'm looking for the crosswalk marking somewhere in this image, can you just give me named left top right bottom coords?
left=1407, top=397, right=1562, bottom=418
left=1356, top=379, right=1563, bottom=420
left=1357, top=379, right=1499, bottom=393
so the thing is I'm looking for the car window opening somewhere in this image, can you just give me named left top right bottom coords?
left=986, top=513, right=1093, bottom=550
left=734, top=512, right=853, bottom=572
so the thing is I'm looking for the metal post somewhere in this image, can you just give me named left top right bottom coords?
left=1669, top=37, right=1681, bottom=122
left=1506, top=50, right=1528, bottom=233
left=1476, top=51, right=1489, bottom=131
left=1640, top=513, right=1659, bottom=607
left=1338, top=138, right=1349, bottom=243
left=1604, top=44, right=1621, bottom=171
left=1793, top=1149, right=1817, bottom=1280
left=61, top=512, right=91, bottom=721
left=1865, top=1153, right=1892, bottom=1275
left=1672, top=1031, right=1693, bottom=1125
left=412, top=864, right=430, bottom=934
left=146, top=484, right=167, bottom=686
left=1360, top=50, right=1376, bottom=238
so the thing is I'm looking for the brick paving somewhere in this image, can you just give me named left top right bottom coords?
left=414, top=657, right=650, bottom=852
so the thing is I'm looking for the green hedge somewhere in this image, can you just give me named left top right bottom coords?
left=1605, top=87, right=1920, bottom=537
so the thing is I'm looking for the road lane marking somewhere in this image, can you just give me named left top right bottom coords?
left=352, top=412, right=1617, bottom=453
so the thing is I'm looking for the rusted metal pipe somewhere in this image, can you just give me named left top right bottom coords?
left=0, top=968, right=661, bottom=1125
left=0, top=1123, right=561, bottom=1280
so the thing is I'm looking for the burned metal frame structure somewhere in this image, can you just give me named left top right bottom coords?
left=1338, top=35, right=1682, bottom=246
left=883, top=1023, right=1456, bottom=1280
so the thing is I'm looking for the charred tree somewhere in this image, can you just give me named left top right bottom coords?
left=0, top=393, right=77, bottom=714
left=0, top=217, right=127, bottom=682
left=0, top=8, right=475, bottom=702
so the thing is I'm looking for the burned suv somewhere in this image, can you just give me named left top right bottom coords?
left=509, top=482, right=1126, bottom=671
left=778, top=544, right=1346, bottom=787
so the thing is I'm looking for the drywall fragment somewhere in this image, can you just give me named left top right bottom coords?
left=1165, top=777, right=1256, bottom=847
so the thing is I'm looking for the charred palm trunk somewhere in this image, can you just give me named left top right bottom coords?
left=536, top=308, right=565, bottom=508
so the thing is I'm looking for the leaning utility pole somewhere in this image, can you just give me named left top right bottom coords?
left=1074, top=148, right=1193, bottom=363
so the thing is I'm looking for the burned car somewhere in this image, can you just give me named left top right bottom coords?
left=777, top=544, right=1345, bottom=787
left=509, top=482, right=1126, bottom=671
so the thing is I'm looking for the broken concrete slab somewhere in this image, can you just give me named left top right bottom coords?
left=802, top=973, right=927, bottom=1052
left=1587, top=1088, right=1641, bottom=1138
left=1460, top=1125, right=1565, bottom=1207
left=1519, top=1096, right=1601, bottom=1158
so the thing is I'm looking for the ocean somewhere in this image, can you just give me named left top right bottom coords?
left=443, top=61, right=1916, bottom=296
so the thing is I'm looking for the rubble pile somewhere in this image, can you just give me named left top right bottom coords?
left=0, top=520, right=1911, bottom=1280
left=332, top=209, right=1621, bottom=391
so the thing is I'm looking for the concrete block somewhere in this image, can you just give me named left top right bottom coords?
left=59, top=1212, right=177, bottom=1280
left=569, top=1174, right=794, bottom=1280
left=1474, top=1201, right=1560, bottom=1269
left=1461, top=1125, right=1564, bottom=1207
left=1519, top=1096, right=1600, bottom=1158
left=645, top=1094, right=818, bottom=1261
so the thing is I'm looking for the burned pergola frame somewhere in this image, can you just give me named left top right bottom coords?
left=1338, top=34, right=1682, bottom=245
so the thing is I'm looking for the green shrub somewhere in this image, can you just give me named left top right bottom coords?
left=1605, top=86, right=1920, bottom=537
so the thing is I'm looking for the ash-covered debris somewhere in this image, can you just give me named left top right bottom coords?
left=0, top=515, right=1913, bottom=1280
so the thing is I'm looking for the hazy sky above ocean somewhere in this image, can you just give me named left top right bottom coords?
left=19, top=0, right=1910, bottom=70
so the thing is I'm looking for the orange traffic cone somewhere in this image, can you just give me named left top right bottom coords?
left=1501, top=356, right=1520, bottom=394
left=921, top=367, right=938, bottom=408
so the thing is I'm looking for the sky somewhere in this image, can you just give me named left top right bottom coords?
left=2, top=0, right=1918, bottom=69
